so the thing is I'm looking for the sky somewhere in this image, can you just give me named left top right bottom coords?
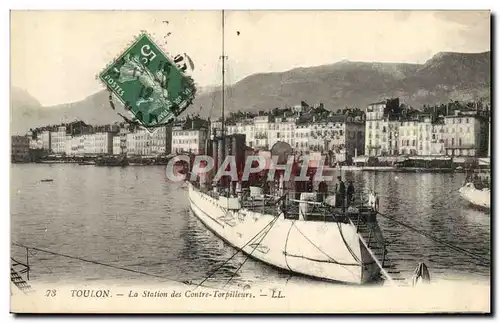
left=11, top=10, right=490, bottom=106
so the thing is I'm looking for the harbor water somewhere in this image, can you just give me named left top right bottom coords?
left=10, top=164, right=491, bottom=288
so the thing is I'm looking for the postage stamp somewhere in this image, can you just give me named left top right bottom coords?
left=99, top=33, right=196, bottom=131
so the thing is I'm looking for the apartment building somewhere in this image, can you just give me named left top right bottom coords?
left=50, top=126, right=67, bottom=154
left=151, top=126, right=172, bottom=155
left=113, top=136, right=121, bottom=155
left=171, top=128, right=208, bottom=154
left=11, top=135, right=30, bottom=161
left=398, top=120, right=418, bottom=155
left=443, top=110, right=489, bottom=157
left=416, top=116, right=433, bottom=156
left=127, top=130, right=152, bottom=156
left=365, top=99, right=402, bottom=156
left=40, top=131, right=51, bottom=151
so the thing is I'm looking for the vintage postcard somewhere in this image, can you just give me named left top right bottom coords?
left=10, top=10, right=491, bottom=313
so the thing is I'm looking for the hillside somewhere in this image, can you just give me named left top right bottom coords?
left=10, top=51, right=490, bottom=135
left=193, top=51, right=490, bottom=118
left=10, top=89, right=129, bottom=135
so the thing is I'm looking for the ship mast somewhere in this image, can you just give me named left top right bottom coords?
left=221, top=9, right=225, bottom=136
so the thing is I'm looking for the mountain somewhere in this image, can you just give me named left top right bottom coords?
left=192, top=51, right=490, bottom=118
left=10, top=88, right=129, bottom=135
left=10, top=51, right=490, bottom=135
left=10, top=87, right=43, bottom=135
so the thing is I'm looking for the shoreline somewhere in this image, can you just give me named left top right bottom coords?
left=13, top=161, right=466, bottom=173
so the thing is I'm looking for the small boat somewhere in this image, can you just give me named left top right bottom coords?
left=78, top=161, right=95, bottom=166
left=40, top=179, right=53, bottom=182
left=459, top=183, right=490, bottom=210
left=460, top=168, right=490, bottom=210
left=95, top=155, right=129, bottom=167
left=393, top=167, right=454, bottom=173
left=360, top=166, right=396, bottom=172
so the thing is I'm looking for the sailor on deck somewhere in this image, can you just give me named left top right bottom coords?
left=368, top=190, right=380, bottom=212
left=334, top=176, right=346, bottom=208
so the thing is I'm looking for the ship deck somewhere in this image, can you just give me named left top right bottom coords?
left=192, top=183, right=377, bottom=224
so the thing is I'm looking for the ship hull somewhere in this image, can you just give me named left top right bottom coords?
left=188, top=182, right=381, bottom=284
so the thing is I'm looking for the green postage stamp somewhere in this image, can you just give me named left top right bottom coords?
left=99, top=33, right=196, bottom=130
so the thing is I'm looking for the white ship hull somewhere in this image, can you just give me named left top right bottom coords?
left=459, top=184, right=490, bottom=210
left=187, top=182, right=381, bottom=284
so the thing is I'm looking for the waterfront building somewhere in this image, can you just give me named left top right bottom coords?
left=224, top=115, right=300, bottom=150
left=126, top=129, right=152, bottom=156
left=365, top=99, right=401, bottom=156
left=125, top=133, right=136, bottom=155
left=302, top=116, right=364, bottom=162
left=430, top=121, right=446, bottom=156
left=119, top=126, right=130, bottom=155
left=65, top=135, right=72, bottom=156
left=171, top=128, right=208, bottom=154
left=50, top=126, right=67, bottom=154
left=344, top=120, right=365, bottom=160
left=416, top=116, right=433, bottom=156
left=82, top=132, right=113, bottom=155
left=29, top=137, right=42, bottom=150
left=151, top=126, right=172, bottom=155
left=365, top=101, right=385, bottom=156
left=67, top=136, right=83, bottom=156
left=267, top=116, right=296, bottom=149
left=92, top=132, right=113, bottom=155
left=442, top=110, right=489, bottom=157
left=11, top=135, right=30, bottom=162
left=252, top=116, right=271, bottom=150
left=40, top=131, right=51, bottom=152
left=113, top=136, right=121, bottom=155
left=384, top=120, right=400, bottom=156
left=83, top=134, right=95, bottom=155
left=398, top=121, right=418, bottom=155
left=295, top=124, right=311, bottom=152
left=210, top=121, right=223, bottom=135
left=226, top=120, right=255, bottom=148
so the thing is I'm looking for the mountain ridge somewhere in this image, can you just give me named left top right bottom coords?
left=10, top=51, right=490, bottom=135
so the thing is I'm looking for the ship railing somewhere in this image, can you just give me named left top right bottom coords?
left=240, top=190, right=374, bottom=224
left=11, top=245, right=31, bottom=281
